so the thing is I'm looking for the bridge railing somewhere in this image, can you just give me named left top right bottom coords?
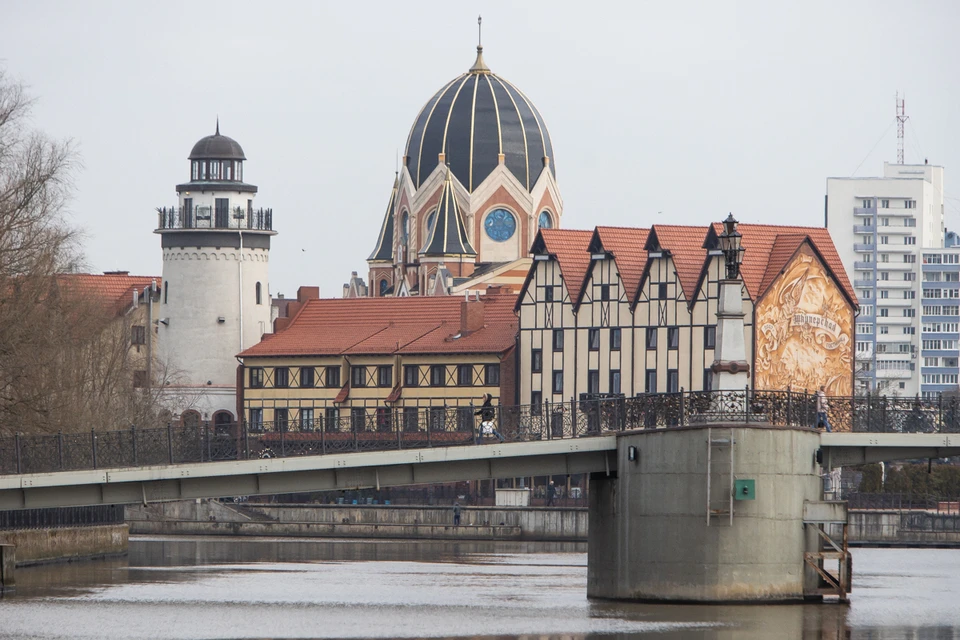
left=1, top=389, right=958, bottom=475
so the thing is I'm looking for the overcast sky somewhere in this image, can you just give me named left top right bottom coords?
left=3, top=1, right=959, bottom=298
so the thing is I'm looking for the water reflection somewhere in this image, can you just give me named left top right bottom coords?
left=0, top=538, right=957, bottom=639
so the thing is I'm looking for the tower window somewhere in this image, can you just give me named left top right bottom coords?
left=538, top=210, right=553, bottom=229
left=401, top=211, right=409, bottom=245
left=163, top=281, right=168, bottom=304
left=379, top=279, right=389, bottom=296
left=256, top=282, right=262, bottom=305
left=192, top=161, right=198, bottom=180
left=484, top=209, right=517, bottom=242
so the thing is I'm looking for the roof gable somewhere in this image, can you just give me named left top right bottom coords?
left=533, top=228, right=594, bottom=305
left=643, top=225, right=711, bottom=302
left=590, top=226, right=649, bottom=305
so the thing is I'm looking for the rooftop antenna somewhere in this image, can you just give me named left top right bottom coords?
left=896, top=92, right=908, bottom=164
left=478, top=14, right=482, bottom=49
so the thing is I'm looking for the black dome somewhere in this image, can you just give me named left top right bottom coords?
left=189, top=130, right=246, bottom=161
left=404, top=49, right=555, bottom=193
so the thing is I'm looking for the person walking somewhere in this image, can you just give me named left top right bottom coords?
left=453, top=501, right=461, bottom=526
left=815, top=386, right=833, bottom=433
left=475, top=394, right=505, bottom=443
left=546, top=480, right=556, bottom=507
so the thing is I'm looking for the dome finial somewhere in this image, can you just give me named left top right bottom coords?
left=215, top=116, right=220, bottom=136
left=470, top=15, right=490, bottom=74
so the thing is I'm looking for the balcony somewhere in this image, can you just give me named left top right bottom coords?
left=875, top=316, right=913, bottom=325
left=876, top=225, right=913, bottom=235
left=853, top=225, right=875, bottom=234
left=853, top=279, right=875, bottom=289
left=854, top=261, right=876, bottom=270
left=876, top=369, right=913, bottom=379
left=854, top=207, right=877, bottom=216
left=156, top=206, right=274, bottom=232
left=876, top=244, right=913, bottom=253
left=876, top=280, right=913, bottom=289
left=853, top=243, right=876, bottom=252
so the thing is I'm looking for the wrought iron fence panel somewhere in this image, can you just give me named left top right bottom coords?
left=172, top=427, right=203, bottom=464
left=18, top=434, right=59, bottom=474
left=95, top=430, right=134, bottom=469
left=61, top=432, right=95, bottom=471
left=136, top=427, right=173, bottom=466
left=0, top=439, right=16, bottom=474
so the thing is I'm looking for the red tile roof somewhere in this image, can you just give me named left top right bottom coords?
left=538, top=229, right=594, bottom=305
left=737, top=224, right=856, bottom=305
left=646, top=225, right=712, bottom=302
left=239, top=291, right=518, bottom=358
left=56, top=273, right=159, bottom=315
left=593, top=227, right=649, bottom=305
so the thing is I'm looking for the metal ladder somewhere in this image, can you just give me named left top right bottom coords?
left=706, top=427, right=734, bottom=526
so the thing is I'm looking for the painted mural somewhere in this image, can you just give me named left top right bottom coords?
left=754, top=244, right=854, bottom=396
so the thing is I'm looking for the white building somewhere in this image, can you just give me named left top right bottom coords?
left=154, top=124, right=276, bottom=426
left=826, top=161, right=946, bottom=396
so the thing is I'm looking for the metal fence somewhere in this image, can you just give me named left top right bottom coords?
left=1, top=389, right=958, bottom=476
left=0, top=505, right=125, bottom=531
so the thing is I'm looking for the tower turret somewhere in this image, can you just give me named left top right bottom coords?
left=155, top=123, right=276, bottom=422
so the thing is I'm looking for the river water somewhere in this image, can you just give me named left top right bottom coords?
left=0, top=537, right=957, bottom=639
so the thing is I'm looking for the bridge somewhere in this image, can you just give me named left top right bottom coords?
left=2, top=389, right=959, bottom=604
left=1, top=389, right=957, bottom=510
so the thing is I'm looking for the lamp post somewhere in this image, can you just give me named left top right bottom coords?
left=711, top=214, right=750, bottom=391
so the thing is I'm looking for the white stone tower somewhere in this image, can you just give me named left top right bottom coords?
left=155, top=122, right=276, bottom=425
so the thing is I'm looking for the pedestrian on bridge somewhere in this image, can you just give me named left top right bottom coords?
left=816, top=386, right=833, bottom=433
left=453, top=502, right=461, bottom=526
left=476, top=394, right=505, bottom=443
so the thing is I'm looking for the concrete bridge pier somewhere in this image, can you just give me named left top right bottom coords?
left=588, top=424, right=832, bottom=603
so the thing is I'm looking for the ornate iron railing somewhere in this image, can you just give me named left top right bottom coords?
left=1, top=389, right=959, bottom=476
left=156, top=206, right=273, bottom=231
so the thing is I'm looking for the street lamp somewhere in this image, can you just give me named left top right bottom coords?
left=719, top=213, right=744, bottom=280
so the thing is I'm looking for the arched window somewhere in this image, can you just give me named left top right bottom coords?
left=538, top=210, right=553, bottom=229
left=379, top=279, right=389, bottom=296
left=181, top=410, right=201, bottom=428
left=255, top=282, right=262, bottom=305
left=401, top=211, right=409, bottom=245
left=163, top=281, right=168, bottom=304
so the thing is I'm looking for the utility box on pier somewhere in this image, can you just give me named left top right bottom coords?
left=735, top=478, right=756, bottom=500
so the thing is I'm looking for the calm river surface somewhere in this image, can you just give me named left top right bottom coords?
left=0, top=536, right=957, bottom=639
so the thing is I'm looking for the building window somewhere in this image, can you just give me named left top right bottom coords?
left=457, top=364, right=473, bottom=386
left=274, top=367, right=289, bottom=388
left=646, top=328, right=658, bottom=350
left=485, top=364, right=500, bottom=386
left=133, top=370, right=147, bottom=388
left=552, top=371, right=563, bottom=394
left=378, top=365, right=393, bottom=388
left=600, top=284, right=610, bottom=301
left=404, top=365, right=419, bottom=387
left=862, top=199, right=873, bottom=208
left=249, top=408, right=264, bottom=431
left=430, top=365, right=446, bottom=387
left=668, top=327, right=680, bottom=349
left=351, top=408, right=367, bottom=431
left=484, top=208, right=517, bottom=242
left=249, top=367, right=264, bottom=388
left=544, top=286, right=554, bottom=302
left=667, top=369, right=679, bottom=393
left=131, top=325, right=146, bottom=346
left=376, top=407, right=392, bottom=432
left=301, top=408, right=315, bottom=430
left=163, top=281, right=168, bottom=304
left=539, top=210, right=553, bottom=229
left=658, top=283, right=668, bottom=300
left=611, top=328, right=621, bottom=351
left=703, top=369, right=713, bottom=391
left=704, top=325, right=716, bottom=349
left=403, top=407, right=419, bottom=432
left=610, top=370, right=621, bottom=394
left=881, top=199, right=890, bottom=208
left=531, top=391, right=542, bottom=416
left=325, top=366, right=341, bottom=388
left=588, top=328, right=600, bottom=351
left=379, top=279, right=389, bottom=296
left=275, top=408, right=289, bottom=433
left=255, top=282, right=262, bottom=305
left=905, top=199, right=916, bottom=209
left=905, top=236, right=917, bottom=245
left=351, top=366, right=367, bottom=387
left=587, top=370, right=600, bottom=394
left=552, top=329, right=564, bottom=350
left=320, top=407, right=338, bottom=432
left=300, top=367, right=315, bottom=388
left=645, top=369, right=657, bottom=393
left=532, top=349, right=542, bottom=373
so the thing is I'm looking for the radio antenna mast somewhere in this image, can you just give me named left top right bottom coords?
left=896, top=92, right=908, bottom=165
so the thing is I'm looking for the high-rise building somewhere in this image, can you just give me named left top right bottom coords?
left=154, top=124, right=276, bottom=425
left=826, top=161, right=946, bottom=395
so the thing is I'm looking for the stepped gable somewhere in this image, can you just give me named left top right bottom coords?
left=592, top=226, right=649, bottom=305
left=238, top=291, right=517, bottom=358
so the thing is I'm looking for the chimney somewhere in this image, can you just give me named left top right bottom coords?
left=461, top=295, right=485, bottom=334
left=297, top=286, right=320, bottom=302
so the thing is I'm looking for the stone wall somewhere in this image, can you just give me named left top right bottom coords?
left=0, top=525, right=128, bottom=566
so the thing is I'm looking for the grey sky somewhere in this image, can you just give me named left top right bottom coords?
left=3, top=1, right=958, bottom=298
